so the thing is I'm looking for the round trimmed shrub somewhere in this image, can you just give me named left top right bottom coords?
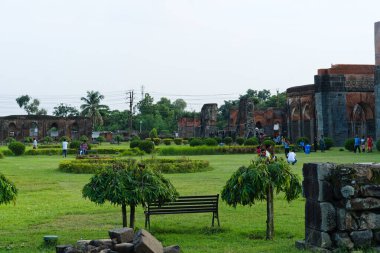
left=163, top=138, right=172, bottom=145
left=153, top=138, right=161, bottom=146
left=236, top=137, right=245, bottom=145
left=204, top=138, right=218, bottom=146
left=244, top=137, right=259, bottom=146
left=24, top=137, right=33, bottom=143
left=138, top=140, right=155, bottom=154
left=59, top=136, right=71, bottom=142
left=263, top=139, right=275, bottom=147
left=344, top=138, right=355, bottom=151
left=174, top=138, right=183, bottom=145
left=223, top=137, right=233, bottom=145
left=214, top=137, right=222, bottom=144
left=189, top=138, right=204, bottom=147
left=5, top=137, right=16, bottom=144
left=70, top=140, right=81, bottom=149
left=80, top=135, right=89, bottom=142
left=43, top=136, right=53, bottom=144
left=130, top=140, right=141, bottom=149
left=8, top=141, right=26, bottom=156
left=296, top=137, right=309, bottom=145
left=324, top=137, right=334, bottom=150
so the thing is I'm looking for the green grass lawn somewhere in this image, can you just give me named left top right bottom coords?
left=0, top=148, right=379, bottom=252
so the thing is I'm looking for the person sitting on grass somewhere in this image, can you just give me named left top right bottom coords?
left=287, top=148, right=297, bottom=165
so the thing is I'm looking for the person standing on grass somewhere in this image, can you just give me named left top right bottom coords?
left=360, top=136, right=366, bottom=153
left=314, top=136, right=318, bottom=152
left=354, top=135, right=361, bottom=153
left=62, top=139, right=68, bottom=158
left=282, top=137, right=290, bottom=158
left=33, top=138, right=38, bottom=149
left=367, top=135, right=373, bottom=152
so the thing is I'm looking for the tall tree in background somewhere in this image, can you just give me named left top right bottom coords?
left=80, top=91, right=109, bottom=129
left=53, top=103, right=79, bottom=117
left=16, top=95, right=47, bottom=115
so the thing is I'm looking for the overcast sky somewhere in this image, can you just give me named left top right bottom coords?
left=0, top=0, right=379, bottom=115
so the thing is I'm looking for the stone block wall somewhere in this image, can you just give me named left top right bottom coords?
left=303, top=162, right=380, bottom=251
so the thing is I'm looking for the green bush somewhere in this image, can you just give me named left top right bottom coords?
left=376, top=140, right=380, bottom=151
left=0, top=151, right=4, bottom=159
left=296, top=137, right=309, bottom=145
left=324, top=137, right=334, bottom=150
left=173, top=138, right=183, bottom=145
left=8, top=141, right=26, bottom=156
left=131, top=136, right=140, bottom=141
left=204, top=138, right=218, bottom=146
left=214, top=137, right=222, bottom=144
left=80, top=135, right=89, bottom=142
left=345, top=138, right=355, bottom=151
left=189, top=138, right=204, bottom=147
left=153, top=138, right=161, bottom=146
left=70, top=140, right=81, bottom=149
left=24, top=137, right=33, bottom=143
left=138, top=140, right=155, bottom=154
left=244, top=137, right=259, bottom=146
left=114, top=134, right=124, bottom=144
left=59, top=136, right=71, bottom=142
left=163, top=138, right=172, bottom=145
left=149, top=128, right=158, bottom=139
left=4, top=137, right=16, bottom=144
left=1, top=150, right=13, bottom=156
left=223, top=137, right=233, bottom=145
left=120, top=148, right=145, bottom=157
left=38, top=144, right=61, bottom=149
left=183, top=140, right=189, bottom=145
left=58, top=158, right=136, bottom=174
left=235, top=137, right=245, bottom=145
left=43, top=136, right=53, bottom=144
left=143, top=158, right=212, bottom=173
left=130, top=140, right=141, bottom=149
left=263, top=139, right=276, bottom=147
left=96, top=136, right=106, bottom=144
left=159, top=146, right=257, bottom=156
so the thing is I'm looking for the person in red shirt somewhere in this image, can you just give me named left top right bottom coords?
left=367, top=136, right=373, bottom=153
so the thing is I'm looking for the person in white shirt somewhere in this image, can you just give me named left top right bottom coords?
left=62, top=139, right=69, bottom=158
left=287, top=149, right=297, bottom=165
left=33, top=138, right=38, bottom=149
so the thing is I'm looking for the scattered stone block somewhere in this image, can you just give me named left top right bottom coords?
left=63, top=247, right=82, bottom=253
left=337, top=208, right=358, bottom=231
left=347, top=198, right=380, bottom=211
left=360, top=185, right=380, bottom=197
left=134, top=229, right=163, bottom=253
left=56, top=245, right=72, bottom=253
left=163, top=245, right=180, bottom=253
left=76, top=240, right=91, bottom=251
left=109, top=228, right=134, bottom=243
left=114, top=243, right=135, bottom=253
left=305, top=228, right=332, bottom=249
left=306, top=201, right=336, bottom=232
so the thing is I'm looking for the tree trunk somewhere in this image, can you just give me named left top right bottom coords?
left=122, top=204, right=128, bottom=227
left=130, top=204, right=136, bottom=229
left=266, top=185, right=274, bottom=240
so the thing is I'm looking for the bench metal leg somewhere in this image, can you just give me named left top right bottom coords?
left=145, top=214, right=150, bottom=229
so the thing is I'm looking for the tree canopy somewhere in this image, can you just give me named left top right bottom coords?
left=80, top=90, right=109, bottom=129
left=16, top=95, right=47, bottom=115
left=53, top=103, right=79, bottom=117
left=0, top=173, right=18, bottom=205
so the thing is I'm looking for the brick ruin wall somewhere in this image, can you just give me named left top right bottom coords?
left=303, top=162, right=380, bottom=251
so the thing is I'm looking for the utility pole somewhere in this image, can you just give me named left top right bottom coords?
left=126, top=90, right=134, bottom=136
left=141, top=85, right=144, bottom=100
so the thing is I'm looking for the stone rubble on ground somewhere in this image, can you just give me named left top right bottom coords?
left=56, top=228, right=180, bottom=253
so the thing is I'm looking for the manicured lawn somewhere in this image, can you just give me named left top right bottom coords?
left=0, top=148, right=379, bottom=252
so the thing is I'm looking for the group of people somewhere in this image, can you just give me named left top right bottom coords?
left=354, top=135, right=374, bottom=153
left=256, top=138, right=297, bottom=165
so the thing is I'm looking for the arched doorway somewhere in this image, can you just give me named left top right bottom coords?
left=29, top=122, right=38, bottom=137
left=48, top=123, right=59, bottom=138
left=8, top=123, right=17, bottom=137
left=352, top=104, right=366, bottom=137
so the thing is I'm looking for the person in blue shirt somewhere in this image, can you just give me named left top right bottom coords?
left=354, top=135, right=361, bottom=153
left=282, top=137, right=290, bottom=158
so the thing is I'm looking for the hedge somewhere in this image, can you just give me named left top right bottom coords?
left=58, top=157, right=211, bottom=174
left=159, top=145, right=259, bottom=156
left=0, top=151, right=4, bottom=159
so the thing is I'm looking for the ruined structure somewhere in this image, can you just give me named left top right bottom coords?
left=0, top=115, right=92, bottom=141
left=200, top=103, right=218, bottom=138
left=177, top=117, right=201, bottom=138
left=300, top=162, right=380, bottom=251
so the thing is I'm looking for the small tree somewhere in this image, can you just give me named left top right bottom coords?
left=0, top=173, right=18, bottom=205
left=80, top=135, right=89, bottom=143
left=149, top=128, right=158, bottom=140
left=114, top=134, right=124, bottom=145
left=96, top=136, right=106, bottom=145
left=82, top=162, right=178, bottom=228
left=221, top=159, right=302, bottom=240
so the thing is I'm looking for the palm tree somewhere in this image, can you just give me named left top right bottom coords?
left=80, top=91, right=109, bottom=129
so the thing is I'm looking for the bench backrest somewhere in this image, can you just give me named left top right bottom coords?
left=147, top=195, right=219, bottom=215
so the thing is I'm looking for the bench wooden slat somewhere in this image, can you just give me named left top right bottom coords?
left=144, top=194, right=220, bottom=229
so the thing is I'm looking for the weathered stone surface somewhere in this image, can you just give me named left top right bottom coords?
left=114, top=243, right=135, bottom=253
left=305, top=228, right=332, bottom=249
left=332, top=232, right=354, bottom=250
left=360, top=185, right=380, bottom=197
left=76, top=240, right=91, bottom=251
left=163, top=245, right=180, bottom=253
left=347, top=197, right=380, bottom=211
left=306, top=201, right=336, bottom=231
left=134, top=229, right=163, bottom=253
left=109, top=228, right=134, bottom=243
left=56, top=245, right=72, bottom=253
left=90, top=239, right=113, bottom=248
left=359, top=212, right=380, bottom=229
left=337, top=208, right=358, bottom=231
left=303, top=178, right=333, bottom=202
left=303, top=163, right=335, bottom=181
left=354, top=166, right=374, bottom=183
left=374, top=231, right=380, bottom=243
left=350, top=230, right=373, bottom=248
left=341, top=185, right=355, bottom=199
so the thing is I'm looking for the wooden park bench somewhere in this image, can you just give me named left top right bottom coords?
left=144, top=194, right=220, bottom=229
